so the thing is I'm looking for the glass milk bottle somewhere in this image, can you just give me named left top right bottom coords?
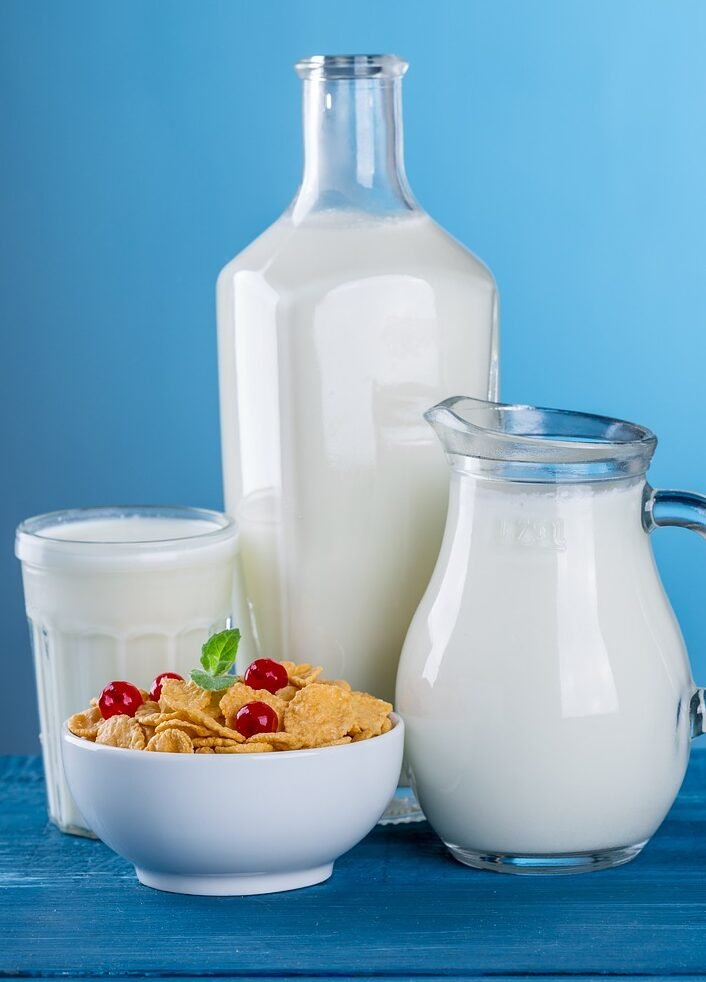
left=217, top=54, right=498, bottom=701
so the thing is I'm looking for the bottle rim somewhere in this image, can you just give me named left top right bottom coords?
left=294, top=54, right=408, bottom=81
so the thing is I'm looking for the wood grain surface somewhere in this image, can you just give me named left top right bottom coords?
left=2, top=752, right=706, bottom=979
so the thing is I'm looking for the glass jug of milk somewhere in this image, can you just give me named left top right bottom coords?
left=397, top=396, right=706, bottom=874
left=217, top=55, right=498, bottom=701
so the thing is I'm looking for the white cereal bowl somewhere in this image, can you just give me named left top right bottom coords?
left=62, top=714, right=403, bottom=896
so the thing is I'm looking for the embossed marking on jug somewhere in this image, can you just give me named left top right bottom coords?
left=496, top=518, right=566, bottom=550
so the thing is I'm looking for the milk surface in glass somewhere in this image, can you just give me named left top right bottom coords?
left=398, top=475, right=692, bottom=856
left=16, top=508, right=238, bottom=835
left=217, top=55, right=498, bottom=701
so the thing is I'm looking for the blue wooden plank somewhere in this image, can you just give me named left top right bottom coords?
left=2, top=754, right=706, bottom=978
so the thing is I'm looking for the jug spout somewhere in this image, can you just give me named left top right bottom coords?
left=424, top=396, right=657, bottom=483
left=424, top=396, right=510, bottom=458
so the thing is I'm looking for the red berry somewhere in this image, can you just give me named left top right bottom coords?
left=149, top=671, right=184, bottom=702
left=232, top=701, right=279, bottom=738
left=98, top=681, right=144, bottom=720
left=243, top=658, right=288, bottom=694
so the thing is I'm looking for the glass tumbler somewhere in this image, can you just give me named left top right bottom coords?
left=15, top=506, right=238, bottom=836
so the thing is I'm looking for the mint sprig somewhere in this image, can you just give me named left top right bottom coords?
left=190, top=628, right=241, bottom=691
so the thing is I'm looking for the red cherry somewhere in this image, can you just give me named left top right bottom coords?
left=98, top=681, right=144, bottom=720
left=243, top=658, right=288, bottom=694
left=232, top=701, right=280, bottom=738
left=149, top=671, right=184, bottom=702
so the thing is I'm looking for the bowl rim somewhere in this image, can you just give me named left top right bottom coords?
left=62, top=712, right=403, bottom=761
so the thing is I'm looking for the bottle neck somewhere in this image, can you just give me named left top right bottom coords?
left=293, top=73, right=417, bottom=221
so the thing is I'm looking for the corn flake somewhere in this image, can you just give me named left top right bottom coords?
left=248, top=731, right=302, bottom=750
left=67, top=706, right=103, bottom=740
left=174, top=708, right=246, bottom=742
left=318, top=736, right=353, bottom=748
left=348, top=691, right=393, bottom=740
left=284, top=683, right=354, bottom=747
left=136, top=700, right=160, bottom=719
left=154, top=719, right=214, bottom=738
left=319, top=678, right=352, bottom=692
left=159, top=679, right=212, bottom=713
left=192, top=736, right=243, bottom=748
left=96, top=715, right=147, bottom=750
left=146, top=728, right=194, bottom=753
left=289, top=666, right=324, bottom=689
left=214, top=742, right=273, bottom=754
left=134, top=710, right=180, bottom=727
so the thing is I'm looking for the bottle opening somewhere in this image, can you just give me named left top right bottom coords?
left=294, top=54, right=408, bottom=81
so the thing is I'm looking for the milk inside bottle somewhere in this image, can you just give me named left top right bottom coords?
left=217, top=55, right=499, bottom=701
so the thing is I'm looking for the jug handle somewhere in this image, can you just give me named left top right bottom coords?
left=643, top=485, right=706, bottom=738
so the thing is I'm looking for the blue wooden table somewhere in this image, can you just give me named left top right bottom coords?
left=2, top=752, right=706, bottom=980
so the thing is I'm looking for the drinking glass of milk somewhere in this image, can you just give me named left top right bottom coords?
left=15, top=506, right=238, bottom=835
left=397, top=396, right=706, bottom=874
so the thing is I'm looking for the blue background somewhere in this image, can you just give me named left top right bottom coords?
left=1, top=0, right=705, bottom=753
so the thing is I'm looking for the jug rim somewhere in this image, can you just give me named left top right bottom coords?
left=425, top=397, right=657, bottom=483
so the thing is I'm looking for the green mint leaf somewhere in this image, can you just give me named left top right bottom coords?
left=190, top=669, right=237, bottom=691
left=200, top=629, right=240, bottom=676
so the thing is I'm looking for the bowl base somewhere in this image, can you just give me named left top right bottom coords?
left=447, top=841, right=646, bottom=875
left=135, top=863, right=334, bottom=896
